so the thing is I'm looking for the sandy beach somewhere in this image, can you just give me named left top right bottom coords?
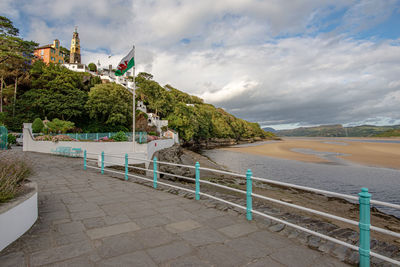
left=222, top=138, right=400, bottom=169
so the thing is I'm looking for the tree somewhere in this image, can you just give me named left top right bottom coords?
left=85, top=83, right=133, bottom=130
left=0, top=16, right=37, bottom=66
left=32, top=117, right=44, bottom=133
left=46, top=118, right=74, bottom=133
left=88, top=62, right=97, bottom=72
left=59, top=46, right=70, bottom=63
left=1, top=16, right=38, bottom=130
left=18, top=63, right=88, bottom=121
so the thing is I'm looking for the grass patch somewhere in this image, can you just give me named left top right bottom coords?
left=0, top=152, right=33, bottom=203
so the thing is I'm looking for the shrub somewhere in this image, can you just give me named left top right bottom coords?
left=99, top=136, right=115, bottom=142
left=110, top=131, right=128, bottom=142
left=88, top=62, right=97, bottom=72
left=34, top=135, right=75, bottom=142
left=148, top=131, right=157, bottom=136
left=46, top=119, right=75, bottom=133
left=0, top=152, right=32, bottom=203
left=7, top=134, right=16, bottom=144
left=32, top=118, right=44, bottom=133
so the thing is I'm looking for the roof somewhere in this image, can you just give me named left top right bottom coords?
left=35, top=44, right=52, bottom=50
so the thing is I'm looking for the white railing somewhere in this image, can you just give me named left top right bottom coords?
left=82, top=150, right=400, bottom=266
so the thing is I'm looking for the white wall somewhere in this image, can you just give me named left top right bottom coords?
left=23, top=124, right=175, bottom=166
left=147, top=139, right=175, bottom=160
left=0, top=185, right=37, bottom=251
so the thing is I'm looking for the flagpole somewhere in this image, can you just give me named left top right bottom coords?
left=132, top=45, right=136, bottom=153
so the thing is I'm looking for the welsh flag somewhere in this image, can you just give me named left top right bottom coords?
left=115, top=46, right=135, bottom=76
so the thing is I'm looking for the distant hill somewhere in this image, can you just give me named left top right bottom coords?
left=277, top=124, right=400, bottom=137
left=374, top=129, right=400, bottom=137
left=262, top=127, right=277, bottom=133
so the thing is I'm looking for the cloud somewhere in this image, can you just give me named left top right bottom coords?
left=145, top=36, right=400, bottom=127
left=200, top=78, right=258, bottom=103
left=2, top=0, right=400, bottom=129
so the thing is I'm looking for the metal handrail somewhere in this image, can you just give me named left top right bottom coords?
left=90, top=150, right=400, bottom=210
left=84, top=150, right=400, bottom=266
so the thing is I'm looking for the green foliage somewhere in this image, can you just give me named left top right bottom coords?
left=136, top=72, right=267, bottom=142
left=0, top=16, right=38, bottom=67
left=111, top=131, right=128, bottom=141
left=148, top=131, right=157, bottom=136
left=85, top=83, right=133, bottom=129
left=88, top=62, right=97, bottom=72
left=32, top=117, right=44, bottom=133
left=0, top=112, right=5, bottom=125
left=59, top=46, right=70, bottom=63
left=7, top=133, right=16, bottom=144
left=374, top=129, right=400, bottom=137
left=17, top=63, right=88, bottom=122
left=46, top=118, right=74, bottom=133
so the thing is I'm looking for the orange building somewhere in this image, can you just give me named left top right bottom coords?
left=33, top=39, right=65, bottom=64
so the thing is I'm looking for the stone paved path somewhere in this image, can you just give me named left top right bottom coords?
left=0, top=150, right=349, bottom=266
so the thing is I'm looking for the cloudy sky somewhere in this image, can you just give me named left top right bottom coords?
left=2, top=0, right=400, bottom=129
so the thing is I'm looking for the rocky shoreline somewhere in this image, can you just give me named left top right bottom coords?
left=183, top=136, right=280, bottom=150
left=151, top=145, right=400, bottom=266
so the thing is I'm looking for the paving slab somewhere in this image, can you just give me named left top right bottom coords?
left=30, top=240, right=92, bottom=266
left=96, top=233, right=144, bottom=259
left=86, top=222, right=140, bottom=240
left=217, top=222, right=259, bottom=238
left=0, top=150, right=349, bottom=266
left=146, top=241, right=193, bottom=264
left=97, top=251, right=157, bottom=267
left=165, top=219, right=202, bottom=234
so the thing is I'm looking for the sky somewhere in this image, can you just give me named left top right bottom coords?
left=1, top=0, right=400, bottom=130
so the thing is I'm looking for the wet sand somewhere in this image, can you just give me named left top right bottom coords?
left=222, top=138, right=400, bottom=169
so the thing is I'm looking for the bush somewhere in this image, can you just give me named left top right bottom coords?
left=35, top=135, right=75, bottom=142
left=32, top=118, right=44, bottom=133
left=7, top=134, right=16, bottom=144
left=148, top=131, right=157, bottom=136
left=88, top=62, right=97, bottom=72
left=110, top=131, right=128, bottom=142
left=46, top=119, right=75, bottom=133
left=0, top=152, right=32, bottom=203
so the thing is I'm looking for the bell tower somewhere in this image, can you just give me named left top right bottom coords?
left=69, top=26, right=81, bottom=64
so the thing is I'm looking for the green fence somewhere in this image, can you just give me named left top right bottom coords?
left=50, top=132, right=148, bottom=144
left=0, top=126, right=7, bottom=150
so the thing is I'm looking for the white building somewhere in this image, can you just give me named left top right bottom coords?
left=63, top=63, right=88, bottom=72
left=137, top=101, right=147, bottom=113
left=147, top=113, right=168, bottom=134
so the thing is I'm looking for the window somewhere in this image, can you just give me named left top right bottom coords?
left=40, top=50, right=44, bottom=55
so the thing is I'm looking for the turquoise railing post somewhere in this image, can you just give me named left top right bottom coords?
left=139, top=132, right=142, bottom=143
left=359, top=188, right=371, bottom=267
left=124, top=153, right=128, bottom=181
left=85, top=133, right=88, bottom=140
left=246, top=169, right=253, bottom=221
left=96, top=133, right=99, bottom=140
left=101, top=151, right=104, bottom=174
left=195, top=162, right=200, bottom=200
left=108, top=132, right=111, bottom=138
left=153, top=157, right=157, bottom=188
left=75, top=133, right=78, bottom=140
left=83, top=150, right=87, bottom=170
